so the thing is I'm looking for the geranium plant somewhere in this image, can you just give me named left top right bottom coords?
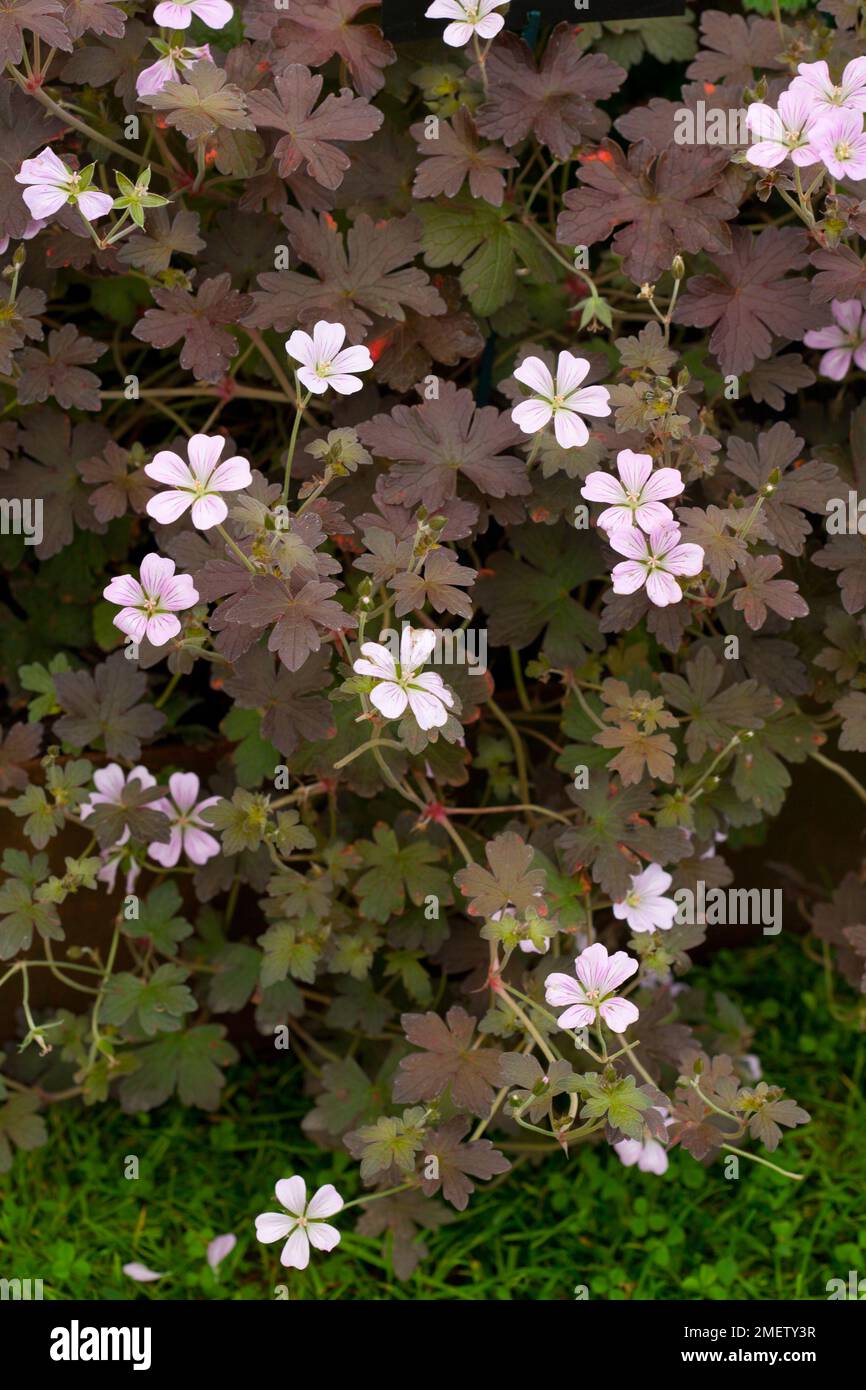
left=3, top=0, right=866, bottom=1285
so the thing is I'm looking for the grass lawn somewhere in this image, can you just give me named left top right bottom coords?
left=2, top=933, right=864, bottom=1301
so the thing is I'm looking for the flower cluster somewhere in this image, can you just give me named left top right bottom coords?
left=581, top=451, right=704, bottom=608
left=746, top=58, right=866, bottom=179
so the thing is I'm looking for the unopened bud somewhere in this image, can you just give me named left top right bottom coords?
left=671, top=254, right=685, bottom=281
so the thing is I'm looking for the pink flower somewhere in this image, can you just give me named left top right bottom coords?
left=14, top=147, right=113, bottom=223
left=581, top=449, right=684, bottom=533
left=545, top=942, right=639, bottom=1034
left=425, top=0, right=507, bottom=48
left=103, top=552, right=199, bottom=647
left=80, top=764, right=157, bottom=846
left=0, top=217, right=46, bottom=255
left=286, top=320, right=373, bottom=396
left=136, top=42, right=212, bottom=97
left=511, top=351, right=611, bottom=449
left=152, top=0, right=232, bottom=30
left=96, top=846, right=141, bottom=896
left=789, top=58, right=866, bottom=115
left=614, top=1109, right=673, bottom=1175
left=123, top=1262, right=166, bottom=1282
left=609, top=524, right=704, bottom=608
left=206, top=1233, right=236, bottom=1272
left=147, top=772, right=220, bottom=867
left=613, top=863, right=677, bottom=934
left=804, top=299, right=866, bottom=380
left=255, top=1177, right=343, bottom=1271
left=810, top=108, right=866, bottom=181
left=145, top=433, right=252, bottom=530
left=353, top=627, right=455, bottom=731
left=745, top=90, right=827, bottom=169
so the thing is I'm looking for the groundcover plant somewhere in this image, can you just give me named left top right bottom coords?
left=1, top=0, right=865, bottom=1297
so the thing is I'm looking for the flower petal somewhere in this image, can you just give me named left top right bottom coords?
left=190, top=492, right=228, bottom=529
left=255, top=1212, right=294, bottom=1244
left=513, top=355, right=554, bottom=397
left=306, top=1183, right=344, bottom=1219
left=598, top=997, right=640, bottom=1033
left=275, top=1175, right=306, bottom=1216
left=187, top=433, right=225, bottom=482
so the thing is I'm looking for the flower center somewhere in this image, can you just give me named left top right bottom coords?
left=584, top=988, right=601, bottom=1005
left=315, top=360, right=332, bottom=377
left=835, top=140, right=852, bottom=160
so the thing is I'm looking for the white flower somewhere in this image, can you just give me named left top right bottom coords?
left=153, top=0, right=233, bottom=30
left=103, top=552, right=199, bottom=647
left=545, top=942, right=639, bottom=1034
left=614, top=1109, right=673, bottom=1175
left=123, top=1262, right=166, bottom=1282
left=14, top=147, right=113, bottom=223
left=609, top=523, right=704, bottom=608
left=206, top=1233, right=236, bottom=1272
left=511, top=351, right=611, bottom=449
left=353, top=627, right=455, bottom=731
left=145, top=433, right=252, bottom=530
left=425, top=0, right=508, bottom=48
left=789, top=57, right=866, bottom=115
left=255, top=1177, right=343, bottom=1270
left=745, top=90, right=827, bottom=169
left=286, top=320, right=373, bottom=396
left=613, top=863, right=677, bottom=934
left=580, top=449, right=684, bottom=533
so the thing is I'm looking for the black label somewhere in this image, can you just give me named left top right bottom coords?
left=382, top=0, right=687, bottom=42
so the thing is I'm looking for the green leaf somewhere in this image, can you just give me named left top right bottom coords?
left=220, top=707, right=281, bottom=788
left=119, top=1025, right=238, bottom=1112
left=100, top=964, right=197, bottom=1036
left=354, top=824, right=453, bottom=924
left=92, top=600, right=124, bottom=651
left=208, top=942, right=262, bottom=1013
left=10, top=784, right=62, bottom=849
left=0, top=1093, right=48, bottom=1172
left=258, top=920, right=320, bottom=986
left=348, top=1108, right=427, bottom=1182
left=122, top=882, right=192, bottom=957
left=19, top=654, right=71, bottom=721
left=419, top=199, right=555, bottom=317
left=574, top=1070, right=653, bottom=1140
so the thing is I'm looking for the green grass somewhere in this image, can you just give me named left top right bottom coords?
left=2, top=934, right=865, bottom=1300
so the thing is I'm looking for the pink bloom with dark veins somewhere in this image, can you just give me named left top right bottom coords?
left=511, top=351, right=611, bottom=449
left=136, top=43, right=212, bottom=98
left=609, top=524, right=704, bottom=608
left=545, top=942, right=640, bottom=1034
left=145, top=433, right=252, bottom=530
left=15, top=148, right=113, bottom=222
left=810, top=108, right=866, bottom=181
left=789, top=58, right=866, bottom=115
left=581, top=449, right=684, bottom=534
left=152, top=0, right=232, bottom=30
left=148, top=772, right=220, bottom=867
left=804, top=299, right=866, bottom=380
left=745, top=90, right=827, bottom=169
left=103, top=553, right=199, bottom=646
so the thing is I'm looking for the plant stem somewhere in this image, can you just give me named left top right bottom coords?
left=281, top=382, right=311, bottom=503
left=216, top=523, right=256, bottom=573
left=809, top=748, right=866, bottom=808
left=8, top=66, right=170, bottom=176
left=721, top=1142, right=805, bottom=1182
